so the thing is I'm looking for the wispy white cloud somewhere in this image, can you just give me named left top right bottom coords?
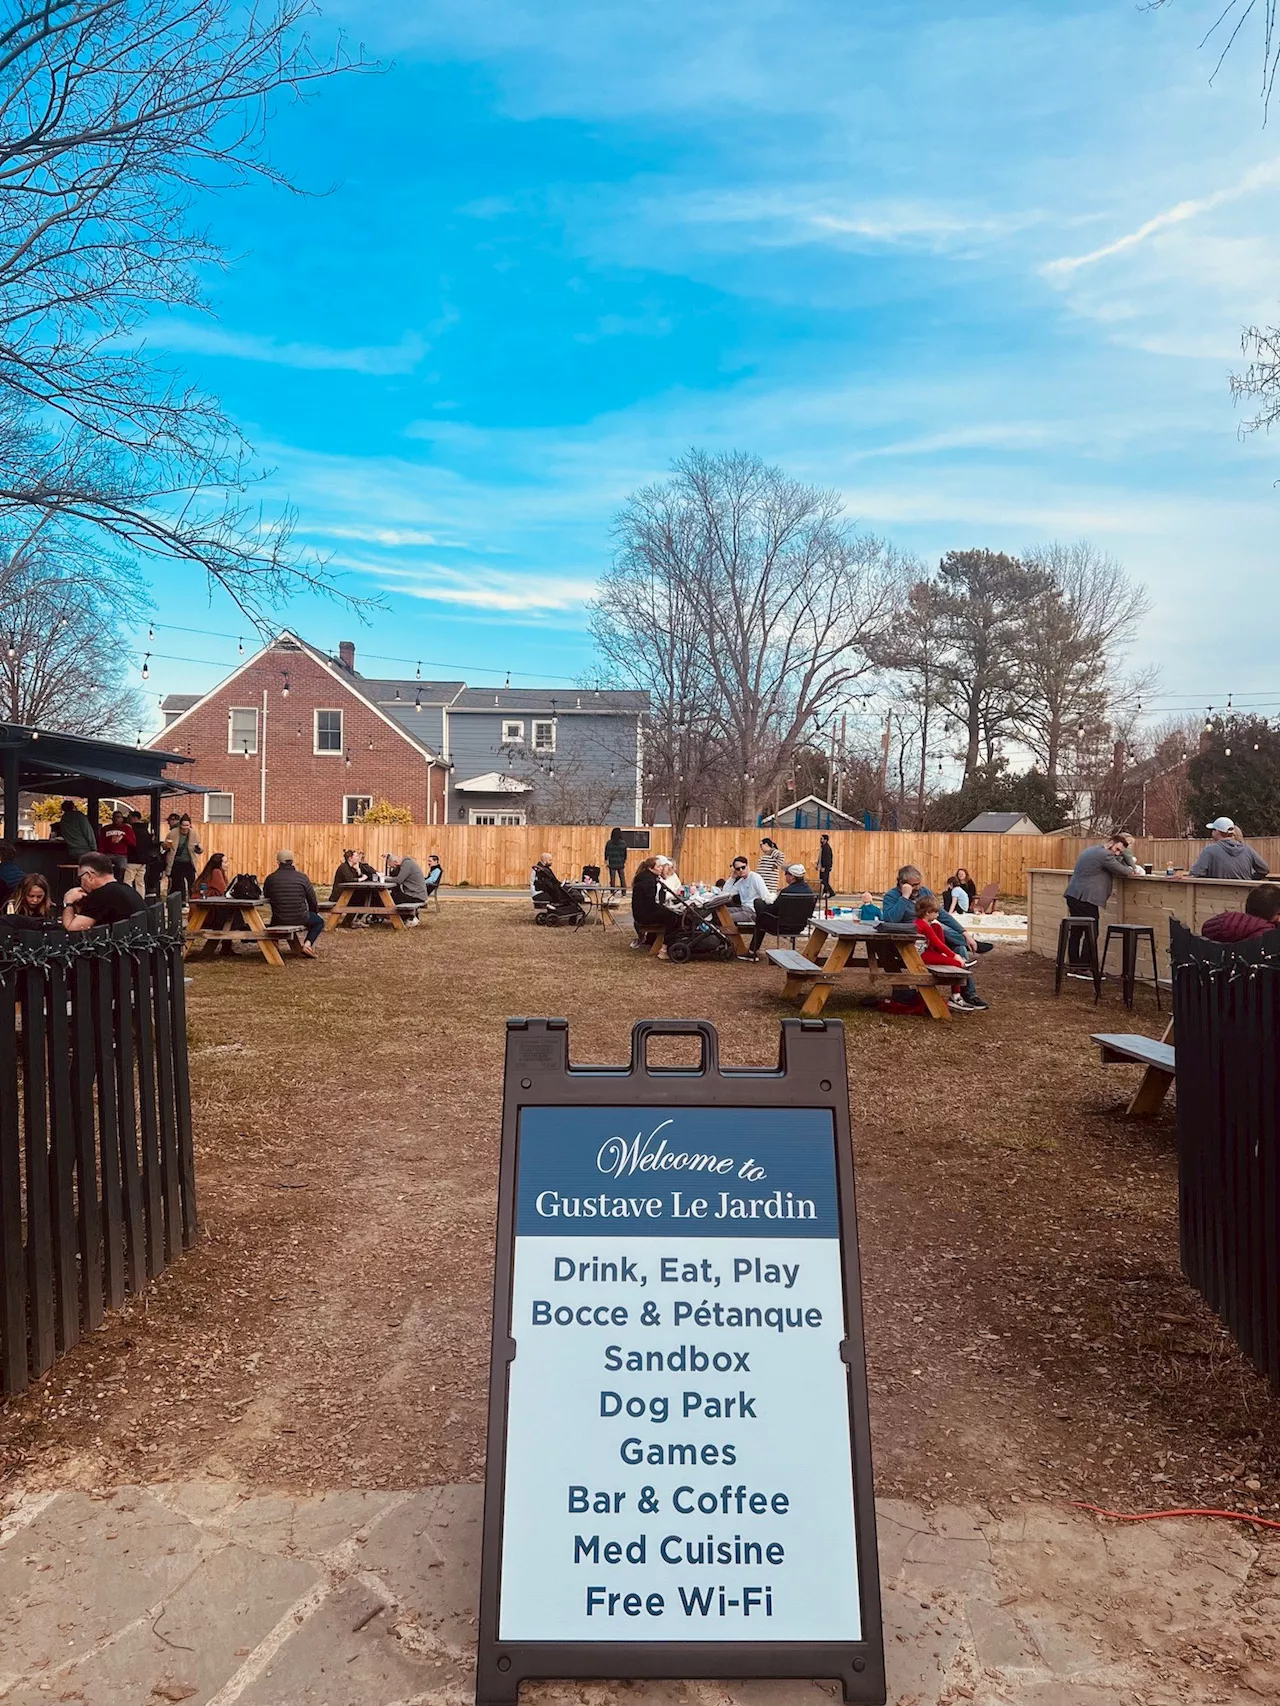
left=1043, top=158, right=1280, bottom=277
left=372, top=562, right=598, bottom=614
left=139, top=320, right=430, bottom=375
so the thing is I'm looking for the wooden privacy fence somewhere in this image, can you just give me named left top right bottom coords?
left=1171, top=920, right=1280, bottom=1392
left=183, top=823, right=1268, bottom=896
left=0, top=900, right=196, bottom=1398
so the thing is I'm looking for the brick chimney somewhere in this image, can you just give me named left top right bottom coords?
left=338, top=640, right=356, bottom=672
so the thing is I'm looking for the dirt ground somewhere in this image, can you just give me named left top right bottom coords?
left=3, top=898, right=1280, bottom=1521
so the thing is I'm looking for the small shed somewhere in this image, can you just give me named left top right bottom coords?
left=961, top=810, right=1044, bottom=835
left=758, top=796, right=862, bottom=832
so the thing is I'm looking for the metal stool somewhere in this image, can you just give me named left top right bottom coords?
left=1101, top=923, right=1161, bottom=1012
left=1054, top=915, right=1101, bottom=1001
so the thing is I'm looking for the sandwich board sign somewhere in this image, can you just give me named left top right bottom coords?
left=476, top=1017, right=884, bottom=1704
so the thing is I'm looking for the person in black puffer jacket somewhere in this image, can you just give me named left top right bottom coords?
left=262, top=850, right=324, bottom=956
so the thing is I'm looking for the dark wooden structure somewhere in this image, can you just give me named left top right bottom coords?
left=0, top=723, right=203, bottom=892
left=0, top=898, right=196, bottom=1398
left=1171, top=919, right=1280, bottom=1391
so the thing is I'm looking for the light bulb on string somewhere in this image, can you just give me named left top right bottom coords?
left=415, top=661, right=421, bottom=680
left=141, top=654, right=150, bottom=680
left=281, top=672, right=290, bottom=698
left=237, top=637, right=244, bottom=655
left=148, top=624, right=154, bottom=641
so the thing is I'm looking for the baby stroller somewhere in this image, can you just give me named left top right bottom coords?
left=663, top=895, right=737, bottom=963
left=532, top=865, right=588, bottom=928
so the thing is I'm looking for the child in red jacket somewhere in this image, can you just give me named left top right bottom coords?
left=914, top=894, right=969, bottom=969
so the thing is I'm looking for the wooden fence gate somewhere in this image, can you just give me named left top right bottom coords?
left=1172, top=919, right=1280, bottom=1392
left=0, top=899, right=197, bottom=1398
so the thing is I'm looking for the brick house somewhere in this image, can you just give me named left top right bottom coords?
left=153, top=632, right=449, bottom=825
left=153, top=632, right=646, bottom=826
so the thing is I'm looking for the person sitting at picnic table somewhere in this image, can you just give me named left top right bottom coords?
left=604, top=827, right=629, bottom=895
left=943, top=867, right=977, bottom=912
left=1189, top=818, right=1270, bottom=881
left=54, top=798, right=98, bottom=857
left=745, top=863, right=814, bottom=960
left=387, top=852, right=427, bottom=924
left=6, top=871, right=54, bottom=923
left=1061, top=835, right=1144, bottom=971
left=654, top=854, right=683, bottom=898
left=194, top=852, right=228, bottom=898
left=711, top=855, right=772, bottom=925
left=333, top=849, right=364, bottom=890
left=1201, top=883, right=1280, bottom=943
left=61, top=852, right=148, bottom=930
left=757, top=837, right=785, bottom=892
left=0, top=842, right=23, bottom=908
left=857, top=891, right=882, bottom=922
left=630, top=854, right=681, bottom=954
left=262, top=849, right=324, bottom=958
left=914, top=894, right=985, bottom=1013
left=883, top=866, right=989, bottom=1007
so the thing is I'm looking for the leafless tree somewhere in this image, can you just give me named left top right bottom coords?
left=0, top=526, right=143, bottom=733
left=1019, top=541, right=1154, bottom=790
left=0, top=0, right=368, bottom=621
left=1147, top=1, right=1280, bottom=111
left=606, top=450, right=899, bottom=824
left=591, top=483, right=723, bottom=862
left=873, top=574, right=947, bottom=825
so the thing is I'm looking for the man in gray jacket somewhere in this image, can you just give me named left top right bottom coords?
left=1063, top=836, right=1144, bottom=968
left=1189, top=818, right=1269, bottom=881
left=388, top=853, right=427, bottom=923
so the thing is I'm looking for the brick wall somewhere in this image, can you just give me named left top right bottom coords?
left=153, top=644, right=445, bottom=825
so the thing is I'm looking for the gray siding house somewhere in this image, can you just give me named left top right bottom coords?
left=359, top=670, right=647, bottom=826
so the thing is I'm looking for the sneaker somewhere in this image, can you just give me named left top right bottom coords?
left=1065, top=970, right=1094, bottom=981
left=962, top=994, right=989, bottom=1011
left=948, top=995, right=973, bottom=1012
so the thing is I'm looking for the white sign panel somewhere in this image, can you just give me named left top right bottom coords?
left=497, top=1106, right=861, bottom=1643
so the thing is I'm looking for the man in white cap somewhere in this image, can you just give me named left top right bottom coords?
left=1189, top=819, right=1269, bottom=881
left=746, top=861, right=815, bottom=958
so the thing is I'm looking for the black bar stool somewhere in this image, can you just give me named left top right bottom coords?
left=1101, top=923, right=1161, bottom=1012
left=1054, top=915, right=1101, bottom=1001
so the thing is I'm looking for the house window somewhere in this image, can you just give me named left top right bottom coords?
left=502, top=720, right=525, bottom=743
left=315, top=708, right=343, bottom=754
left=228, top=707, right=258, bottom=755
left=469, top=810, right=526, bottom=826
left=532, top=719, right=555, bottom=752
left=205, top=792, right=234, bottom=824
left=344, top=795, right=372, bottom=824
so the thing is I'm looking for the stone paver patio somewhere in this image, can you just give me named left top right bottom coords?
left=3, top=1483, right=1279, bottom=1704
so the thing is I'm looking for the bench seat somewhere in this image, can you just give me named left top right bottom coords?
left=1092, top=1034, right=1176, bottom=1072
left=1092, top=1030, right=1176, bottom=1118
left=765, top=948, right=832, bottom=978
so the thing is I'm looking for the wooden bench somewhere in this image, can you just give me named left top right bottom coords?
left=190, top=923, right=307, bottom=966
left=765, top=947, right=836, bottom=997
left=1092, top=1022, right=1176, bottom=1117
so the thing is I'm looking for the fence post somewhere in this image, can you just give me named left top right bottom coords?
left=19, top=963, right=56, bottom=1379
left=0, top=970, right=25, bottom=1396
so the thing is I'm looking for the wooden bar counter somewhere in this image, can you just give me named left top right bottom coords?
left=1027, top=866, right=1272, bottom=980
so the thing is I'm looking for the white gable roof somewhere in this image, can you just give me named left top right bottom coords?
left=454, top=771, right=534, bottom=795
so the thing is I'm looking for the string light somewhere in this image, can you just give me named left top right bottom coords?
left=141, top=654, right=150, bottom=680
left=281, top=671, right=290, bottom=698
left=237, top=636, right=244, bottom=654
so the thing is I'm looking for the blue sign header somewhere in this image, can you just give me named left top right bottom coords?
left=515, top=1106, right=838, bottom=1238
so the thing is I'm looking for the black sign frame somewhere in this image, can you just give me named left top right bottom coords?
left=476, top=1016, right=885, bottom=1705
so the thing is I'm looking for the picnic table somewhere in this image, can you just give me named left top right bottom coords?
left=564, top=880, right=624, bottom=929
left=324, top=879, right=406, bottom=931
left=185, top=895, right=307, bottom=967
left=768, top=917, right=969, bottom=1020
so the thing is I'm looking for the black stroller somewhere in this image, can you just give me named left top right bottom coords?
left=532, top=864, right=588, bottom=927
left=663, top=895, right=737, bottom=963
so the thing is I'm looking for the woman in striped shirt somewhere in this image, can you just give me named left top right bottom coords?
left=757, top=837, right=785, bottom=895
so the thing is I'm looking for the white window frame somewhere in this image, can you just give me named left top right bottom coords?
left=343, top=795, right=372, bottom=824
left=205, top=792, right=234, bottom=824
left=314, top=708, right=343, bottom=755
left=502, top=719, right=525, bottom=743
left=532, top=718, right=556, bottom=752
left=469, top=809, right=526, bottom=826
left=227, top=707, right=258, bottom=755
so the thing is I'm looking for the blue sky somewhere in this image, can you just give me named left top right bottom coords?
left=136, top=0, right=1280, bottom=736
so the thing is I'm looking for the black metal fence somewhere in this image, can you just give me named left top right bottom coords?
left=1172, top=918, right=1280, bottom=1391
left=0, top=899, right=196, bottom=1398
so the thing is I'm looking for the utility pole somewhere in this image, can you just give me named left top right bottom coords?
left=260, top=686, right=268, bottom=824
left=878, top=710, right=893, bottom=825
left=836, top=713, right=846, bottom=814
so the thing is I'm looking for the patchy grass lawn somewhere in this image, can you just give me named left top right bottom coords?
left=3, top=899, right=1279, bottom=1518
